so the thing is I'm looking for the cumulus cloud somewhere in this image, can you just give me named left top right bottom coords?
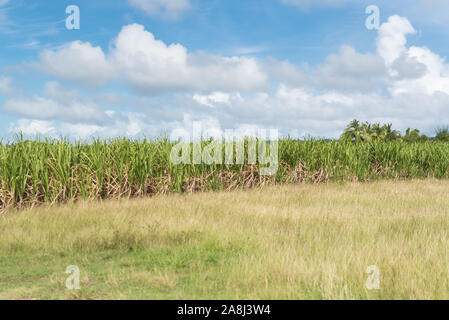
left=266, top=46, right=388, bottom=93
left=264, top=58, right=309, bottom=87
left=376, top=15, right=449, bottom=96
left=377, top=15, right=416, bottom=66
left=37, top=24, right=268, bottom=94
left=268, top=15, right=448, bottom=97
left=313, top=46, right=388, bottom=92
left=6, top=103, right=162, bottom=139
left=186, top=15, right=449, bottom=137
left=186, top=85, right=449, bottom=139
left=193, top=92, right=243, bottom=108
left=9, top=119, right=57, bottom=136
left=112, top=24, right=268, bottom=93
left=128, top=0, right=191, bottom=19
left=2, top=82, right=111, bottom=125
left=8, top=118, right=107, bottom=139
left=38, top=41, right=117, bottom=87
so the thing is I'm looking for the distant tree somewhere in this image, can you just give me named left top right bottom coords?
left=403, top=128, right=429, bottom=143
left=435, top=126, right=449, bottom=142
left=340, top=120, right=444, bottom=143
left=383, top=123, right=402, bottom=142
left=341, top=120, right=363, bottom=143
left=341, top=120, right=401, bottom=143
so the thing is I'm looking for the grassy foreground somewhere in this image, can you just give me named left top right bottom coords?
left=1, top=179, right=449, bottom=300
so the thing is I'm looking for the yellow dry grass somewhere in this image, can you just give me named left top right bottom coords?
left=1, top=179, right=449, bottom=299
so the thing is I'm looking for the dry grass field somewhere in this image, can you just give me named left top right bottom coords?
left=1, top=179, right=449, bottom=299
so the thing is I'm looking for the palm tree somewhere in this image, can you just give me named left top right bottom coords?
left=360, top=122, right=373, bottom=142
left=341, top=120, right=362, bottom=143
left=435, top=126, right=449, bottom=142
left=341, top=120, right=403, bottom=143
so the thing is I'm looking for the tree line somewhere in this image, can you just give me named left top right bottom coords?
left=340, top=120, right=449, bottom=143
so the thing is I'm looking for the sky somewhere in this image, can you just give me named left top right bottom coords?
left=0, top=0, right=449, bottom=139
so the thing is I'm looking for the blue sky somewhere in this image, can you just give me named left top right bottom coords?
left=1, top=0, right=449, bottom=139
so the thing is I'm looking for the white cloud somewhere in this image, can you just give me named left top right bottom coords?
left=38, top=41, right=116, bottom=87
left=128, top=0, right=191, bottom=19
left=376, top=16, right=449, bottom=96
left=313, top=46, right=388, bottom=92
left=37, top=24, right=268, bottom=94
left=2, top=82, right=111, bottom=125
left=59, top=123, right=105, bottom=139
left=266, top=46, right=388, bottom=93
left=0, top=77, right=12, bottom=96
left=269, top=15, right=449, bottom=98
left=9, top=119, right=57, bottom=137
left=377, top=15, right=416, bottom=66
left=193, top=92, right=243, bottom=108
left=185, top=15, right=449, bottom=138
left=264, top=58, right=309, bottom=87
left=7, top=108, right=160, bottom=140
left=112, top=24, right=267, bottom=93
